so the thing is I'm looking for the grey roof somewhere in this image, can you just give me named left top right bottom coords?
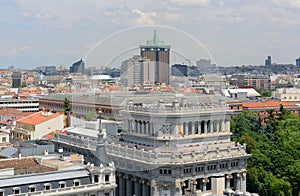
left=0, top=147, right=17, bottom=157
left=40, top=92, right=225, bottom=107
left=0, top=169, right=89, bottom=187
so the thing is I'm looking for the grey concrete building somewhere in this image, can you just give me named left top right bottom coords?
left=120, top=55, right=155, bottom=87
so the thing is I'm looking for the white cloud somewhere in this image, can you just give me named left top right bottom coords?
left=220, top=14, right=247, bottom=23
left=269, top=17, right=300, bottom=25
left=21, top=11, right=32, bottom=17
left=260, top=32, right=282, bottom=44
left=0, top=46, right=29, bottom=56
left=21, top=10, right=54, bottom=20
left=273, top=0, right=300, bottom=10
left=131, top=9, right=156, bottom=25
left=168, top=0, right=210, bottom=6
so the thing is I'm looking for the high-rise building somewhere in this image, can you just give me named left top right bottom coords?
left=265, top=56, right=271, bottom=66
left=196, top=59, right=211, bottom=70
left=140, top=30, right=170, bottom=85
left=296, top=57, right=300, bottom=68
left=120, top=55, right=155, bottom=87
left=171, top=64, right=188, bottom=77
left=70, top=58, right=85, bottom=74
left=11, top=72, right=22, bottom=88
left=45, top=66, right=57, bottom=76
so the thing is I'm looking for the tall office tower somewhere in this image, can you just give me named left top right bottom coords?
left=296, top=57, right=300, bottom=68
left=265, top=56, right=271, bottom=66
left=140, top=30, right=170, bottom=85
left=196, top=59, right=211, bottom=69
left=120, top=55, right=155, bottom=87
left=70, top=58, right=85, bottom=74
left=11, top=71, right=22, bottom=88
left=171, top=64, right=188, bottom=77
left=45, top=66, right=57, bottom=76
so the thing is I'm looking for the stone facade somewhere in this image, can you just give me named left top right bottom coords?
left=52, top=96, right=252, bottom=196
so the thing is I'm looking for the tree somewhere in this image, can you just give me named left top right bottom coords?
left=62, top=97, right=72, bottom=115
left=239, top=134, right=256, bottom=153
left=230, top=111, right=260, bottom=140
left=231, top=108, right=300, bottom=195
left=86, top=111, right=96, bottom=121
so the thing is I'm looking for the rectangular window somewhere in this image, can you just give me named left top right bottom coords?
left=207, top=164, right=216, bottom=170
left=184, top=167, right=192, bottom=174
left=231, top=161, right=239, bottom=167
left=44, top=184, right=51, bottom=190
left=13, top=188, right=20, bottom=194
left=73, top=180, right=80, bottom=186
left=105, top=174, right=109, bottom=183
left=59, top=182, right=66, bottom=189
left=195, top=165, right=204, bottom=172
left=94, top=175, right=99, bottom=183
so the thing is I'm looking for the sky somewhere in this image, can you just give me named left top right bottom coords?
left=1, top=0, right=300, bottom=69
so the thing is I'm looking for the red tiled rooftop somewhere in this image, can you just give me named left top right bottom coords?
left=242, top=100, right=295, bottom=108
left=44, top=129, right=66, bottom=139
left=16, top=111, right=62, bottom=125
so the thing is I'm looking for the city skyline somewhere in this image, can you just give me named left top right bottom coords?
left=1, top=0, right=300, bottom=68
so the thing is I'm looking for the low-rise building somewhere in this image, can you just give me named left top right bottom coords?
left=0, top=155, right=116, bottom=196
left=227, top=99, right=300, bottom=118
left=12, top=111, right=64, bottom=140
left=0, top=98, right=39, bottom=112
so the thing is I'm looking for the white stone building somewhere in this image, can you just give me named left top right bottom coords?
left=12, top=111, right=64, bottom=140
left=52, top=94, right=253, bottom=196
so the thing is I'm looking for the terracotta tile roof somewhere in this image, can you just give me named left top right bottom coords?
left=242, top=100, right=295, bottom=108
left=16, top=112, right=62, bottom=125
left=0, top=108, right=24, bottom=115
left=44, top=129, right=66, bottom=139
left=0, top=157, right=55, bottom=173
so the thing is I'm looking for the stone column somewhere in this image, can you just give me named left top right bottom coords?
left=220, top=120, right=224, bottom=132
left=210, top=120, right=214, bottom=133
left=179, top=124, right=184, bottom=135
left=190, top=178, right=197, bottom=191
left=191, top=122, right=195, bottom=135
left=135, top=121, right=138, bottom=133
left=141, top=121, right=144, bottom=134
left=125, top=175, right=133, bottom=196
left=134, top=178, right=141, bottom=196
left=150, top=179, right=159, bottom=196
left=216, top=120, right=220, bottom=133
left=142, top=181, right=149, bottom=196
left=146, top=122, right=150, bottom=135
left=235, top=173, right=241, bottom=191
left=204, top=121, right=207, bottom=133
left=226, top=174, right=233, bottom=189
left=241, top=171, right=247, bottom=192
left=202, top=178, right=209, bottom=191
left=225, top=120, right=230, bottom=131
left=118, top=174, right=125, bottom=196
